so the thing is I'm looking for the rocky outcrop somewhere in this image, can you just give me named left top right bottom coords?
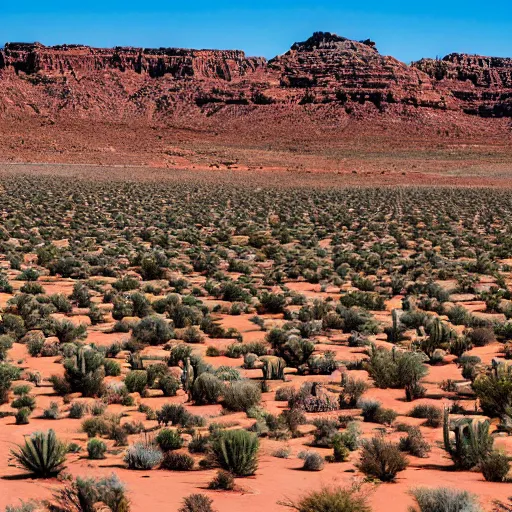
left=0, top=42, right=266, bottom=80
left=1, top=32, right=512, bottom=120
left=413, top=54, right=512, bottom=117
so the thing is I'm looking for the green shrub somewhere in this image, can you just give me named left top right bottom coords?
left=12, top=394, right=36, bottom=411
left=208, top=470, right=234, bottom=490
left=192, top=373, right=224, bottom=405
left=0, top=363, right=21, bottom=403
left=473, top=366, right=512, bottom=418
left=480, top=451, right=510, bottom=482
left=161, top=451, right=194, bottom=471
left=156, top=429, right=183, bottom=451
left=87, top=438, right=107, bottom=459
left=15, top=407, right=31, bottom=425
left=223, top=380, right=261, bottom=412
left=104, top=359, right=121, bottom=377
left=82, top=417, right=110, bottom=438
left=69, top=401, right=89, bottom=419
left=410, top=487, right=482, bottom=512
left=156, top=404, right=190, bottom=427
left=358, top=436, right=408, bottom=482
left=132, top=316, right=173, bottom=345
left=398, top=426, right=431, bottom=458
left=42, top=401, right=60, bottom=419
left=339, top=376, right=369, bottom=407
left=158, top=374, right=181, bottom=397
left=11, top=429, right=67, bottom=477
left=409, top=404, right=442, bottom=427
left=211, top=429, right=259, bottom=477
left=124, top=370, right=148, bottom=394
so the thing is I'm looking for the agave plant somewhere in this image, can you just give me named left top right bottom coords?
left=11, top=429, right=67, bottom=477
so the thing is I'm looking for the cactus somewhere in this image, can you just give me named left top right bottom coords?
left=260, top=355, right=286, bottom=380
left=385, top=308, right=405, bottom=342
left=443, top=409, right=493, bottom=469
left=63, top=347, right=105, bottom=397
left=420, top=317, right=455, bottom=360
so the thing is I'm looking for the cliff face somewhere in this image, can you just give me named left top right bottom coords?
left=1, top=32, right=512, bottom=121
left=0, top=43, right=266, bottom=80
left=412, top=54, right=512, bottom=117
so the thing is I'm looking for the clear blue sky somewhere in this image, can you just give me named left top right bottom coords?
left=3, top=1, right=511, bottom=63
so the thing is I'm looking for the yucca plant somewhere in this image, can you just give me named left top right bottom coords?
left=11, top=429, right=67, bottom=477
left=211, top=429, right=259, bottom=477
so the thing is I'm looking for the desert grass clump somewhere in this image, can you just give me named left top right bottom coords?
left=192, top=373, right=224, bottom=405
left=69, top=401, right=89, bottom=419
left=178, top=494, right=214, bottom=512
left=358, top=435, right=408, bottom=482
left=211, top=429, right=259, bottom=477
left=208, top=470, right=235, bottom=490
left=11, top=429, right=67, bottom=478
left=410, top=487, right=482, bottom=512
left=124, top=438, right=163, bottom=470
left=284, top=486, right=371, bottom=512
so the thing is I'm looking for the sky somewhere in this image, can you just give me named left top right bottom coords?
left=3, top=1, right=512, bottom=63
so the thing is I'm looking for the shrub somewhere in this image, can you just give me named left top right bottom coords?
left=156, top=429, right=183, bottom=451
left=189, top=434, right=210, bottom=454
left=299, top=451, right=324, bottom=471
left=192, top=373, right=224, bottom=405
left=124, top=439, right=163, bottom=470
left=161, top=451, right=194, bottom=471
left=87, top=438, right=107, bottom=459
left=0, top=363, right=21, bottom=403
left=339, top=376, right=369, bottom=407
left=223, top=380, right=261, bottom=412
left=211, top=429, right=259, bottom=477
left=480, top=451, right=510, bottom=482
left=11, top=429, right=67, bottom=478
left=398, top=426, right=431, bottom=458
left=42, top=401, right=60, bottom=419
left=52, top=473, right=130, bottom=512
left=132, top=316, right=173, bottom=345
left=158, top=374, right=181, bottom=397
left=312, top=418, right=339, bottom=447
left=15, top=407, right=31, bottom=425
left=124, top=370, right=148, bottom=394
left=358, top=436, right=408, bottom=482
left=208, top=470, right=235, bottom=490
left=409, top=404, right=442, bottom=427
left=179, top=494, right=214, bottom=512
left=286, top=486, right=371, bottom=512
left=12, top=394, right=36, bottom=411
left=272, top=446, right=291, bottom=459
left=338, top=421, right=361, bottom=451
left=410, top=487, right=482, bottom=512
left=473, top=366, right=512, bottom=418
left=82, top=417, right=110, bottom=438
left=156, top=404, right=190, bottom=427
left=468, top=327, right=495, bottom=347
left=104, top=359, right=121, bottom=377
left=26, top=334, right=45, bottom=357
